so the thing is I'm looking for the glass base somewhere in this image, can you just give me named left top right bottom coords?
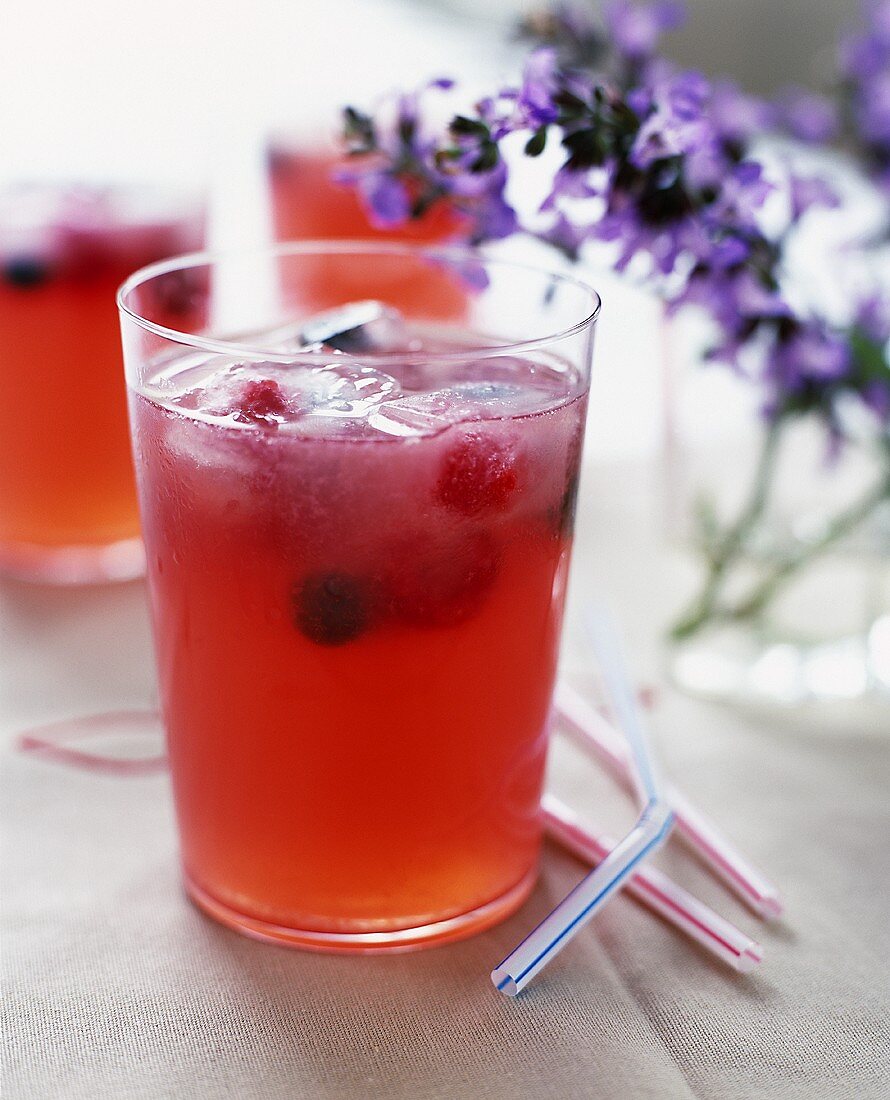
left=185, top=865, right=538, bottom=954
left=0, top=536, right=145, bottom=585
left=669, top=619, right=890, bottom=711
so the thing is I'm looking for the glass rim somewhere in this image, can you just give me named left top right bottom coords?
left=116, top=239, right=602, bottom=362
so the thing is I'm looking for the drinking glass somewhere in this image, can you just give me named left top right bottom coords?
left=119, top=242, right=599, bottom=950
left=0, top=183, right=203, bottom=583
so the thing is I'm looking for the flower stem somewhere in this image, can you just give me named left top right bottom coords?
left=726, top=474, right=890, bottom=622
left=670, top=422, right=783, bottom=640
left=671, top=443, right=890, bottom=641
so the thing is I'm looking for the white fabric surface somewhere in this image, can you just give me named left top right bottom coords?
left=3, top=455, right=890, bottom=1099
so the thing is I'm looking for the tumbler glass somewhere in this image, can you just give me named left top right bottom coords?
left=119, top=242, right=598, bottom=950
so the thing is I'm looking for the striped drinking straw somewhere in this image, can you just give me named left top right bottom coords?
left=491, top=608, right=675, bottom=997
left=553, top=683, right=783, bottom=920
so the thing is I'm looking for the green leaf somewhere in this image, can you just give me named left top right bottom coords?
left=342, top=106, right=376, bottom=151
left=524, top=127, right=548, bottom=157
left=450, top=115, right=489, bottom=138
left=562, top=127, right=607, bottom=169
left=470, top=143, right=500, bottom=173
left=849, top=326, right=889, bottom=384
left=554, top=89, right=586, bottom=112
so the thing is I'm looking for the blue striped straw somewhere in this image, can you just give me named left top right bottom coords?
left=491, top=607, right=674, bottom=997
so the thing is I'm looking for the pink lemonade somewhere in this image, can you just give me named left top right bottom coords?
left=131, top=337, right=588, bottom=948
left=0, top=184, right=203, bottom=582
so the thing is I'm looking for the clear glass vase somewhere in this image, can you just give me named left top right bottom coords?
left=661, top=319, right=890, bottom=719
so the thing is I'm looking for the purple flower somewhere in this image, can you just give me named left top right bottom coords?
left=788, top=174, right=840, bottom=221
left=732, top=271, right=791, bottom=319
left=471, top=189, right=519, bottom=242
left=435, top=255, right=490, bottom=292
left=604, top=0, right=685, bottom=62
left=541, top=165, right=606, bottom=212
left=767, top=325, right=852, bottom=394
left=708, top=161, right=773, bottom=228
left=517, top=48, right=561, bottom=128
left=842, top=36, right=886, bottom=81
left=358, top=173, right=410, bottom=228
left=538, top=212, right=587, bottom=259
left=630, top=70, right=712, bottom=168
left=593, top=201, right=702, bottom=276
left=777, top=87, right=840, bottom=144
left=676, top=267, right=789, bottom=340
left=708, top=234, right=751, bottom=269
left=863, top=379, right=890, bottom=419
left=858, top=69, right=890, bottom=147
left=839, top=1, right=890, bottom=176
left=435, top=148, right=518, bottom=243
left=710, top=81, right=775, bottom=147
left=856, top=293, right=890, bottom=343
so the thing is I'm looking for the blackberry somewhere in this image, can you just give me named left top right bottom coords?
left=3, top=255, right=49, bottom=289
left=292, top=572, right=371, bottom=645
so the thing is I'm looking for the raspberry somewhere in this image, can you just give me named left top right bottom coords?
left=233, top=379, right=288, bottom=425
left=435, top=432, right=519, bottom=516
left=385, top=532, right=499, bottom=627
left=292, top=572, right=371, bottom=645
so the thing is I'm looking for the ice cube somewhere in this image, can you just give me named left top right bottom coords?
left=368, top=368, right=570, bottom=437
left=170, top=358, right=401, bottom=425
left=367, top=392, right=457, bottom=438
left=306, top=360, right=401, bottom=417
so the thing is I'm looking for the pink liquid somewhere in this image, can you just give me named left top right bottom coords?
left=132, top=343, right=586, bottom=947
left=0, top=184, right=203, bottom=580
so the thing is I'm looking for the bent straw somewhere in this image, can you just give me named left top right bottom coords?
left=554, top=682, right=783, bottom=920
left=542, top=794, right=763, bottom=973
left=491, top=609, right=674, bottom=997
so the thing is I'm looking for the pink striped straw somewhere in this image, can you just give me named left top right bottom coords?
left=16, top=710, right=166, bottom=777
left=554, top=682, right=783, bottom=921
left=543, top=794, right=763, bottom=972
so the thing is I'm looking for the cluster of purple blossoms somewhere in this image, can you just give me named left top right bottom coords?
left=341, top=1, right=890, bottom=438
left=341, top=79, right=517, bottom=245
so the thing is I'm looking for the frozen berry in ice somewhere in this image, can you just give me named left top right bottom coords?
left=232, top=379, right=289, bottom=425
left=386, top=532, right=499, bottom=627
left=292, top=572, right=371, bottom=645
left=435, top=432, right=519, bottom=517
left=2, top=255, right=49, bottom=289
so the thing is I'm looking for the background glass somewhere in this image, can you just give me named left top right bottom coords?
left=0, top=184, right=204, bottom=583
